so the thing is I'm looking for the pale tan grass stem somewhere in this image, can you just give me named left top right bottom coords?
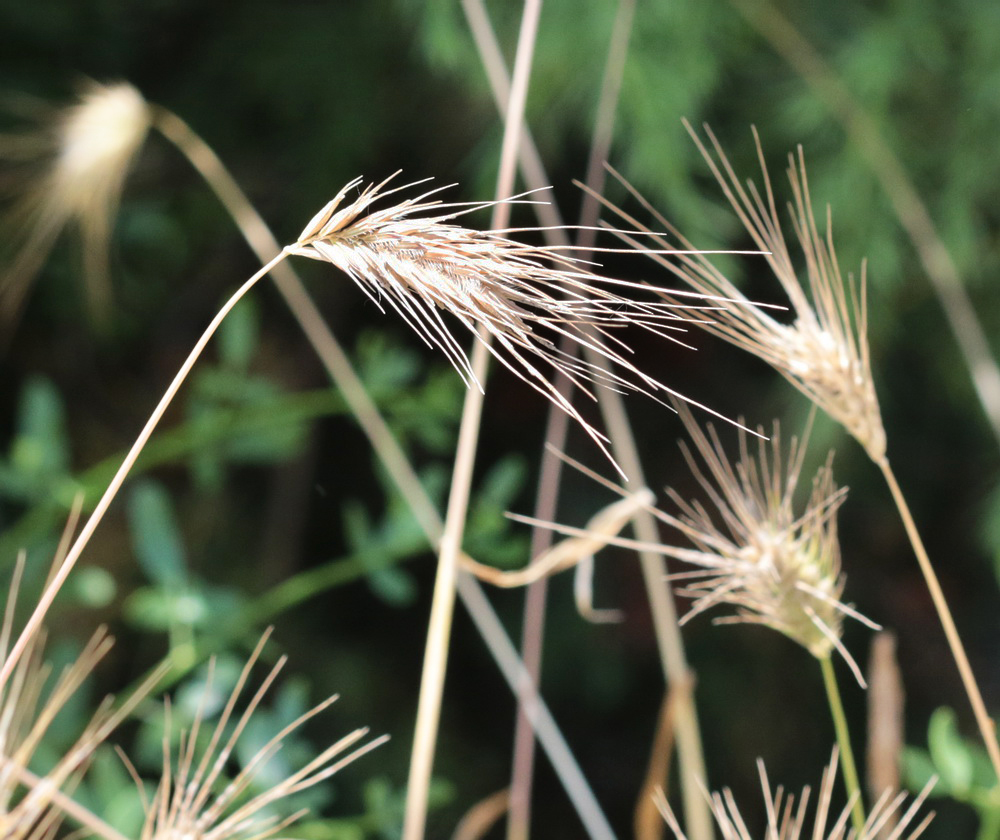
left=459, top=3, right=713, bottom=837
left=508, top=3, right=634, bottom=837
left=879, top=459, right=1000, bottom=781
left=403, top=3, right=544, bottom=838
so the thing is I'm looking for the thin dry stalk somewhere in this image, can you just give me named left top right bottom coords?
left=459, top=5, right=714, bottom=837
left=509, top=3, right=635, bottom=836
left=403, top=3, right=544, bottom=838
left=452, top=789, right=511, bottom=840
left=635, top=683, right=684, bottom=840
left=867, top=632, right=904, bottom=837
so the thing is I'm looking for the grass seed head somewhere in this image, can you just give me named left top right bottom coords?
left=0, top=80, right=151, bottom=323
left=138, top=631, right=385, bottom=840
left=0, top=554, right=152, bottom=840
left=605, top=124, right=887, bottom=462
left=291, top=174, right=726, bottom=470
left=657, top=404, right=877, bottom=684
left=655, top=749, right=935, bottom=840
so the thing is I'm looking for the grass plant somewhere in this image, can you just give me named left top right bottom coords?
left=2, top=3, right=995, bottom=840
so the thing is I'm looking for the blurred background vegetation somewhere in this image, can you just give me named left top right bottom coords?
left=1, top=0, right=999, bottom=837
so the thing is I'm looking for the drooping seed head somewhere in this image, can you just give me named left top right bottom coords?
left=291, top=174, right=736, bottom=471
left=601, top=124, right=887, bottom=463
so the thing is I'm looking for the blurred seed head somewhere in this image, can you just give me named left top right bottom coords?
left=656, top=749, right=935, bottom=840
left=0, top=81, right=151, bottom=325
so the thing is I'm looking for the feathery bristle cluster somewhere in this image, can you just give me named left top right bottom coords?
left=653, top=405, right=878, bottom=684
left=656, top=750, right=935, bottom=840
left=0, top=80, right=151, bottom=320
left=0, top=555, right=151, bottom=840
left=138, top=631, right=386, bottom=840
left=290, top=173, right=724, bottom=467
left=604, top=124, right=886, bottom=463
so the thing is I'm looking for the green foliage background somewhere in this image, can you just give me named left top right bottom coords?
left=1, top=0, right=999, bottom=837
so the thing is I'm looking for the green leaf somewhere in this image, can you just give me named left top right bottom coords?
left=218, top=294, right=260, bottom=372
left=928, top=707, right=975, bottom=794
left=127, top=480, right=186, bottom=588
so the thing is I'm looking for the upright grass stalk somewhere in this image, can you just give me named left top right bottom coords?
left=458, top=4, right=713, bottom=838
left=820, top=656, right=866, bottom=836
left=508, top=3, right=635, bottom=838
left=402, top=3, right=544, bottom=838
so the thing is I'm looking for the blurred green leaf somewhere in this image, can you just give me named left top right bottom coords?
left=928, top=707, right=975, bottom=794
left=128, top=479, right=187, bottom=589
left=218, top=294, right=260, bottom=373
left=0, top=376, right=75, bottom=505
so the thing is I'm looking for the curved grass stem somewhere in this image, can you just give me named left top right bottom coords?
left=819, top=655, right=866, bottom=836
left=0, top=250, right=289, bottom=691
left=879, top=458, right=1000, bottom=782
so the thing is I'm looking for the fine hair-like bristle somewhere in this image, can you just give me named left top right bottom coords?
left=290, top=173, right=737, bottom=470
left=599, top=124, right=887, bottom=463
left=655, top=749, right=935, bottom=840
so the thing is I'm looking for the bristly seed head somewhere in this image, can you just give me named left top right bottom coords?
left=290, top=173, right=731, bottom=471
left=137, top=630, right=386, bottom=840
left=601, top=123, right=887, bottom=463
left=652, top=403, right=879, bottom=685
left=656, top=749, right=936, bottom=840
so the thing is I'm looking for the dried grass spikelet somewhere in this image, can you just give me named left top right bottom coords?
left=655, top=749, right=935, bottom=840
left=289, top=173, right=732, bottom=469
left=600, top=123, right=886, bottom=463
left=653, top=403, right=879, bottom=685
left=135, top=629, right=386, bottom=840
left=0, top=551, right=158, bottom=839
left=0, top=80, right=151, bottom=323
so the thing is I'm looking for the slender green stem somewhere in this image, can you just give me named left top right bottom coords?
left=879, top=459, right=1000, bottom=782
left=820, top=655, right=866, bottom=835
